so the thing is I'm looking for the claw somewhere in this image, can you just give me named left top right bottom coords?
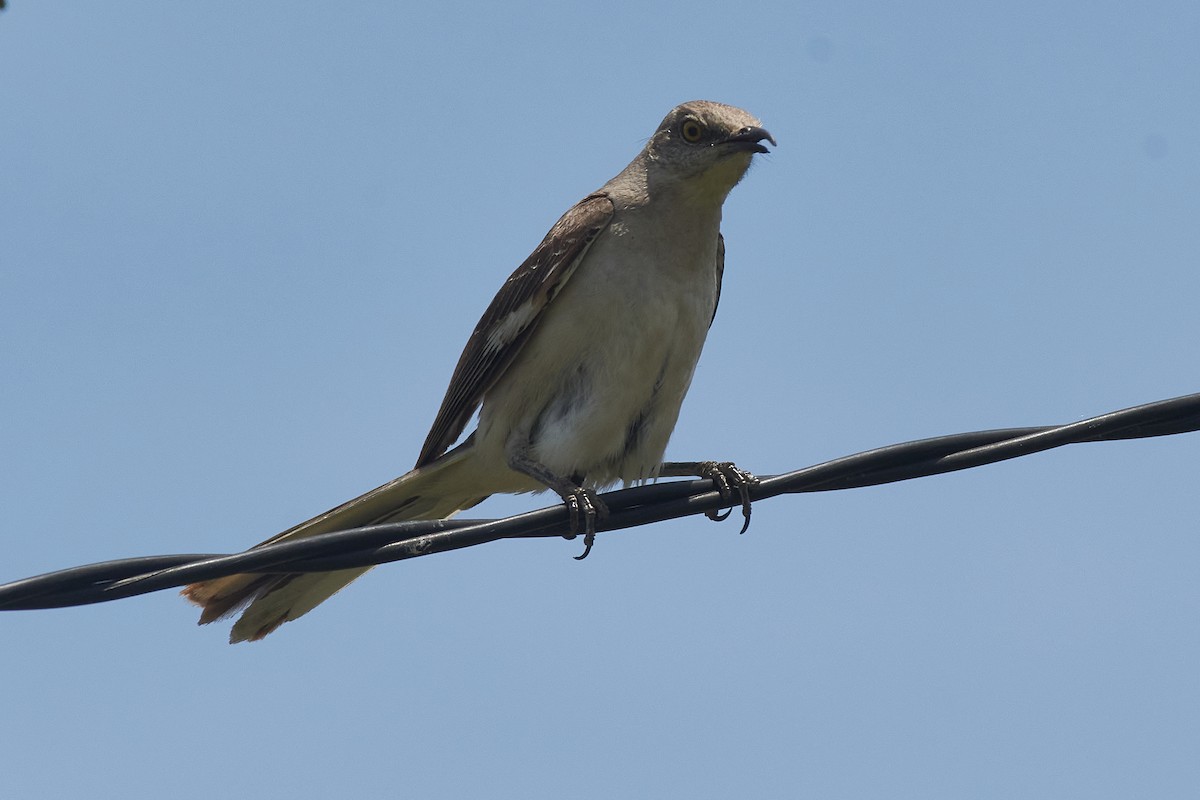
left=708, top=507, right=734, bottom=523
left=573, top=535, right=595, bottom=561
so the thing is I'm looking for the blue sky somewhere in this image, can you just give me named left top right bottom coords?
left=2, top=2, right=1198, bottom=797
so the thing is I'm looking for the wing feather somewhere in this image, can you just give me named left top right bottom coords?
left=711, top=232, right=726, bottom=327
left=415, top=192, right=615, bottom=467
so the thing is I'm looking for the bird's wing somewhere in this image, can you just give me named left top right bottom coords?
left=415, top=192, right=615, bottom=467
left=711, top=232, right=725, bottom=327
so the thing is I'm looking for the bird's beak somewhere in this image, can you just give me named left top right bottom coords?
left=721, top=126, right=776, bottom=154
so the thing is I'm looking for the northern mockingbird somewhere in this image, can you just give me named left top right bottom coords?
left=184, top=100, right=774, bottom=642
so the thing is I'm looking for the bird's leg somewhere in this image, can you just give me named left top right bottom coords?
left=508, top=453, right=608, bottom=560
left=659, top=461, right=759, bottom=534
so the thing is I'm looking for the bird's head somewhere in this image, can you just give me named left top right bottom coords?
left=643, top=100, right=775, bottom=202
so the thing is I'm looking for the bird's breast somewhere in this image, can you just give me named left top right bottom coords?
left=477, top=220, right=721, bottom=487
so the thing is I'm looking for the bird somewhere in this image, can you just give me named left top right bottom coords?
left=183, top=100, right=774, bottom=642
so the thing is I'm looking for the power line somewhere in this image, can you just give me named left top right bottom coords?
left=2, top=392, right=1197, bottom=612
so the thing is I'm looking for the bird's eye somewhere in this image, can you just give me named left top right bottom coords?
left=680, top=119, right=705, bottom=143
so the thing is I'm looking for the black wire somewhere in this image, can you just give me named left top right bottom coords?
left=2, top=392, right=1197, bottom=612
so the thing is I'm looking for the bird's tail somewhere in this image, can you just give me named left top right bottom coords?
left=182, top=446, right=485, bottom=643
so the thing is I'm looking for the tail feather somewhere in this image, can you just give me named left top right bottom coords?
left=185, top=574, right=284, bottom=625
left=182, top=446, right=482, bottom=642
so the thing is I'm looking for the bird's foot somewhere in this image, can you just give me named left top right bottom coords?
left=507, top=452, right=610, bottom=560
left=662, top=460, right=760, bottom=534
left=561, top=487, right=609, bottom=561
